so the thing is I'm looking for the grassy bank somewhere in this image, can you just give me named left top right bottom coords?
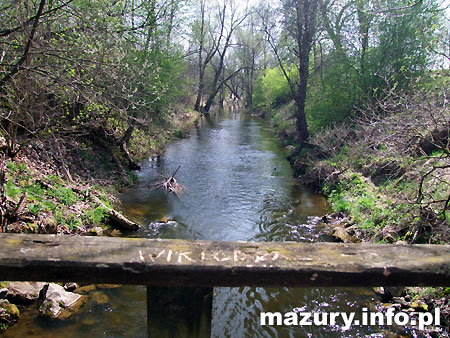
left=264, top=76, right=450, bottom=331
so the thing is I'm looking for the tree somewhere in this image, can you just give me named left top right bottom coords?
left=233, top=11, right=266, bottom=108
left=201, top=0, right=249, bottom=113
left=191, top=0, right=217, bottom=112
left=298, top=0, right=445, bottom=131
left=189, top=0, right=249, bottom=113
left=260, top=0, right=319, bottom=152
left=318, top=0, right=443, bottom=95
left=0, top=0, right=186, bottom=168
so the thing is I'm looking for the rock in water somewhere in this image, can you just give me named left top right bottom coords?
left=39, top=283, right=84, bottom=319
left=384, top=286, right=404, bottom=298
left=90, top=291, right=109, bottom=305
left=333, top=227, right=354, bottom=243
left=0, top=299, right=20, bottom=321
left=6, top=282, right=47, bottom=304
left=373, top=287, right=385, bottom=295
left=0, top=288, right=8, bottom=298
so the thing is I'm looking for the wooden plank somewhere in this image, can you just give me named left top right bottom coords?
left=0, top=233, right=449, bottom=287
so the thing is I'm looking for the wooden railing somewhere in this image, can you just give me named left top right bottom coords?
left=1, top=233, right=449, bottom=337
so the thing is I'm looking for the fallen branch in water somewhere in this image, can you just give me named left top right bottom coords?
left=152, top=166, right=186, bottom=196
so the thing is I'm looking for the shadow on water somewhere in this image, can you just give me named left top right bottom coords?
left=5, top=110, right=421, bottom=337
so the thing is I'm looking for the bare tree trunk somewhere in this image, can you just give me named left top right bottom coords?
left=260, top=0, right=318, bottom=159
left=194, top=0, right=206, bottom=112
left=356, top=0, right=372, bottom=93
left=203, top=60, right=225, bottom=113
left=219, top=67, right=225, bottom=110
left=194, top=72, right=204, bottom=112
left=293, top=0, right=317, bottom=148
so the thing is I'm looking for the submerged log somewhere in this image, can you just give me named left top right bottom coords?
left=0, top=233, right=449, bottom=287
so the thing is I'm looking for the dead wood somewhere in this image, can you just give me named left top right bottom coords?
left=152, top=166, right=186, bottom=196
left=89, top=194, right=140, bottom=231
left=12, top=194, right=27, bottom=217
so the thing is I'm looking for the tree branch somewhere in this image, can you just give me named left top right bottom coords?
left=0, top=0, right=73, bottom=37
left=0, top=0, right=46, bottom=88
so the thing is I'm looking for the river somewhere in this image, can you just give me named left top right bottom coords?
left=5, top=111, right=417, bottom=337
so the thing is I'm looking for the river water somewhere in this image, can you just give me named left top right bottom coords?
left=5, top=112, right=418, bottom=337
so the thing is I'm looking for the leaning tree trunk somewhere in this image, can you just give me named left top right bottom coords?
left=118, top=125, right=141, bottom=170
left=287, top=96, right=309, bottom=163
left=203, top=91, right=215, bottom=113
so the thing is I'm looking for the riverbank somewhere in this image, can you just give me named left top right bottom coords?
left=263, top=77, right=450, bottom=333
left=0, top=105, right=200, bottom=331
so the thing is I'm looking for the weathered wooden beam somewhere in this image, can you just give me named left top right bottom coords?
left=0, top=233, right=449, bottom=287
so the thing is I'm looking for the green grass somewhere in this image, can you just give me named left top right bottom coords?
left=82, top=206, right=109, bottom=226
left=5, top=181, right=22, bottom=199
left=324, top=172, right=410, bottom=240
left=47, top=184, right=78, bottom=205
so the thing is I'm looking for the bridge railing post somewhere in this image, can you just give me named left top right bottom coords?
left=147, top=286, right=213, bottom=338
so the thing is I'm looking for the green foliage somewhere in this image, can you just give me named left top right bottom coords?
left=367, top=0, right=438, bottom=89
left=26, top=182, right=45, bottom=201
left=5, top=181, right=21, bottom=199
left=47, top=175, right=63, bottom=185
left=47, top=185, right=78, bottom=206
left=1, top=0, right=191, bottom=170
left=28, top=204, right=41, bottom=216
left=42, top=200, right=57, bottom=212
left=55, top=211, right=81, bottom=230
left=95, top=193, right=112, bottom=209
left=303, top=0, right=443, bottom=132
left=324, top=173, right=409, bottom=236
left=306, top=55, right=361, bottom=131
left=83, top=206, right=109, bottom=226
left=128, top=172, right=139, bottom=185
left=6, top=161, right=17, bottom=172
left=253, top=66, right=293, bottom=108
